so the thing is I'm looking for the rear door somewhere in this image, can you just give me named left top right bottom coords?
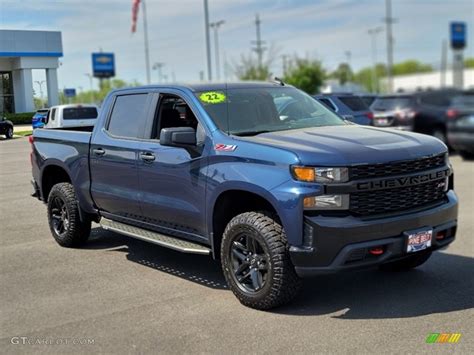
left=90, top=92, right=154, bottom=220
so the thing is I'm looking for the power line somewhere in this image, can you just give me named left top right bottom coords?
left=383, top=0, right=397, bottom=93
left=203, top=0, right=212, bottom=81
left=251, top=14, right=266, bottom=69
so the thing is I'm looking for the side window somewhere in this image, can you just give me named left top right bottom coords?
left=107, top=94, right=149, bottom=139
left=318, top=98, right=336, bottom=111
left=153, top=95, right=198, bottom=139
left=51, top=108, right=57, bottom=121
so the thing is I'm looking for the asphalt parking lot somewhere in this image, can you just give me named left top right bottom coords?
left=1, top=136, right=473, bottom=354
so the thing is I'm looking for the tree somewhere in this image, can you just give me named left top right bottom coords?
left=354, top=64, right=387, bottom=93
left=464, top=58, right=474, bottom=68
left=330, top=63, right=354, bottom=85
left=392, top=60, right=433, bottom=76
left=235, top=54, right=272, bottom=81
left=283, top=57, right=325, bottom=94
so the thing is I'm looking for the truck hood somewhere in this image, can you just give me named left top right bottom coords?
left=247, top=125, right=447, bottom=165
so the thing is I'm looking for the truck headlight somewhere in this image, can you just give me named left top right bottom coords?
left=303, top=194, right=349, bottom=210
left=292, top=166, right=349, bottom=183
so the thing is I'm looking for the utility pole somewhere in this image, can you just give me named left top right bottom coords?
left=281, top=54, right=289, bottom=76
left=142, top=0, right=151, bottom=84
left=384, top=0, right=396, bottom=93
left=210, top=20, right=225, bottom=81
left=84, top=73, right=94, bottom=104
left=440, top=39, right=448, bottom=88
left=252, top=14, right=266, bottom=71
left=152, top=62, right=165, bottom=83
left=34, top=80, right=46, bottom=108
left=368, top=27, right=384, bottom=93
left=203, top=0, right=212, bottom=81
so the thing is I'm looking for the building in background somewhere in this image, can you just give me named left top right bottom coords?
left=389, top=69, right=474, bottom=93
left=0, top=30, right=63, bottom=113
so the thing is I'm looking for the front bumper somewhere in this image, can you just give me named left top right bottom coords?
left=290, top=190, right=458, bottom=277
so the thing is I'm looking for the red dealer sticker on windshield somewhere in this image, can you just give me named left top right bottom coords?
left=214, top=144, right=237, bottom=152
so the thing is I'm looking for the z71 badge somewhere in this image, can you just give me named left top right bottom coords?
left=214, top=144, right=237, bottom=152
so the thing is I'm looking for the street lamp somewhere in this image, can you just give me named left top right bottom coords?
left=152, top=62, right=165, bottom=83
left=84, top=73, right=94, bottom=104
left=368, top=26, right=384, bottom=93
left=210, top=20, right=225, bottom=81
left=34, top=80, right=46, bottom=108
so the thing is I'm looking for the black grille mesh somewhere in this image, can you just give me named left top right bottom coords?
left=351, top=154, right=445, bottom=180
left=350, top=178, right=447, bottom=216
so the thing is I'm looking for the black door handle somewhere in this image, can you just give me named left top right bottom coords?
left=140, top=152, right=156, bottom=162
left=93, top=148, right=105, bottom=156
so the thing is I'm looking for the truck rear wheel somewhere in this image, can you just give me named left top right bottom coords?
left=221, top=212, right=301, bottom=310
left=379, top=251, right=432, bottom=272
left=47, top=183, right=91, bottom=247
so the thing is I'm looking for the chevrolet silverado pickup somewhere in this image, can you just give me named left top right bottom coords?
left=31, top=82, right=458, bottom=310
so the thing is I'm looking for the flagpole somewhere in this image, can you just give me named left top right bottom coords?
left=142, top=0, right=151, bottom=84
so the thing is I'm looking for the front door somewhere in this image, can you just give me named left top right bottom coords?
left=136, top=91, right=209, bottom=242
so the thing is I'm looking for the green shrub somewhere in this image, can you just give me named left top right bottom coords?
left=4, top=112, right=35, bottom=125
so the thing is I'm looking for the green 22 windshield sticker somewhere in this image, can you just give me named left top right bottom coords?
left=199, top=91, right=226, bottom=104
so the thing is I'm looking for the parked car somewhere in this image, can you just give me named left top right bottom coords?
left=371, top=89, right=461, bottom=144
left=358, top=94, right=378, bottom=107
left=43, top=104, right=99, bottom=129
left=32, top=109, right=49, bottom=129
left=31, top=82, right=457, bottom=310
left=0, top=116, right=14, bottom=139
left=447, top=91, right=474, bottom=159
left=313, top=93, right=373, bottom=125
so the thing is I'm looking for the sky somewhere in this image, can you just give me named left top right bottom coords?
left=1, top=0, right=473, bottom=95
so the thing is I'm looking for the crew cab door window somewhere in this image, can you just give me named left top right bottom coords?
left=107, top=94, right=149, bottom=139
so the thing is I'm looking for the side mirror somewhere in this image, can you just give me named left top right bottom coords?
left=160, top=127, right=196, bottom=146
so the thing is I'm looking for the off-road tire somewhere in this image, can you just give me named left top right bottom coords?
left=379, top=251, right=432, bottom=272
left=221, top=212, right=301, bottom=310
left=47, top=183, right=91, bottom=247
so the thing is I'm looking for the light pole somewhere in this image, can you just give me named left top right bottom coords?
left=210, top=20, right=225, bottom=81
left=368, top=27, right=384, bottom=93
left=203, top=0, right=212, bottom=81
left=84, top=73, right=94, bottom=104
left=34, top=80, right=46, bottom=108
left=152, top=62, right=165, bottom=83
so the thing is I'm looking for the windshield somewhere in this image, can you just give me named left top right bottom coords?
left=195, top=87, right=346, bottom=136
left=63, top=107, right=98, bottom=120
left=451, top=93, right=474, bottom=107
left=371, top=96, right=414, bottom=111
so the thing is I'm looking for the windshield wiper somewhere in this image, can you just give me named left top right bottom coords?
left=233, top=130, right=271, bottom=137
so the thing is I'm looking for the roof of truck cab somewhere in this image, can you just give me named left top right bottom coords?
left=111, top=81, right=291, bottom=94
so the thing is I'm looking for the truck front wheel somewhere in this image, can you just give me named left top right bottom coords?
left=221, top=212, right=301, bottom=310
left=379, top=251, right=432, bottom=272
left=47, top=183, right=91, bottom=247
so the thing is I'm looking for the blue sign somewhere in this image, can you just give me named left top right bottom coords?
left=450, top=22, right=466, bottom=50
left=92, top=52, right=115, bottom=78
left=63, top=88, right=76, bottom=98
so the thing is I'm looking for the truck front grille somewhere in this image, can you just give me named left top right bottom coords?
left=350, top=178, right=447, bottom=216
left=350, top=154, right=445, bottom=180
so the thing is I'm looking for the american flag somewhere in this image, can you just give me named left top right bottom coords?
left=131, top=0, right=141, bottom=33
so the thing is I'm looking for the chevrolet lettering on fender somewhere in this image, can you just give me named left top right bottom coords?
left=357, top=168, right=450, bottom=190
left=30, top=82, right=458, bottom=310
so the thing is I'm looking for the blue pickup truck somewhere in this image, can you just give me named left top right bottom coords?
left=31, top=82, right=458, bottom=309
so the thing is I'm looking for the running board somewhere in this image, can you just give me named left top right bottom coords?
left=100, top=218, right=211, bottom=255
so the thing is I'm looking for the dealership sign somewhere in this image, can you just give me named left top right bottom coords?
left=63, top=88, right=76, bottom=98
left=92, top=52, right=115, bottom=78
left=450, top=22, right=466, bottom=50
